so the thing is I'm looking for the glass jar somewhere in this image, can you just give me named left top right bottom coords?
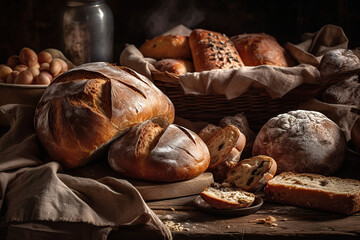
left=61, top=0, right=114, bottom=65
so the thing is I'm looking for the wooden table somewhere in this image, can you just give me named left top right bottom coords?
left=117, top=194, right=360, bottom=240
left=1, top=194, right=359, bottom=240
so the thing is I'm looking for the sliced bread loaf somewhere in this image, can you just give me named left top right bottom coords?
left=204, top=125, right=246, bottom=182
left=264, top=172, right=360, bottom=215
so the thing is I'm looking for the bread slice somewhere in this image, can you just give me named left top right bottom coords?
left=200, top=183, right=255, bottom=209
left=264, top=172, right=360, bottom=215
left=224, top=155, right=277, bottom=192
left=204, top=125, right=246, bottom=182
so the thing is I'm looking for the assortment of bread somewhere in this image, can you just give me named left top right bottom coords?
left=9, top=25, right=358, bottom=215
left=139, top=29, right=296, bottom=75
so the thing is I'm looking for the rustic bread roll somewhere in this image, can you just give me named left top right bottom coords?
left=224, top=155, right=277, bottom=192
left=189, top=29, right=244, bottom=72
left=197, top=124, right=222, bottom=143
left=252, top=110, right=346, bottom=176
left=153, top=58, right=194, bottom=75
left=108, top=120, right=210, bottom=182
left=319, top=49, right=360, bottom=77
left=220, top=113, right=256, bottom=158
left=230, top=33, right=295, bottom=67
left=34, top=62, right=175, bottom=168
left=200, top=182, right=255, bottom=209
left=203, top=125, right=246, bottom=182
left=264, top=172, right=360, bottom=215
left=139, top=35, right=192, bottom=60
left=321, top=75, right=360, bottom=106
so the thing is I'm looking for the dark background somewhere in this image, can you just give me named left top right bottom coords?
left=1, top=0, right=360, bottom=65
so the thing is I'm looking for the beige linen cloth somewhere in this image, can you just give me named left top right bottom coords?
left=0, top=104, right=172, bottom=240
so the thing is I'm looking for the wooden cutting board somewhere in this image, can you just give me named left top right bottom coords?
left=66, top=161, right=214, bottom=201
left=129, top=172, right=214, bottom=201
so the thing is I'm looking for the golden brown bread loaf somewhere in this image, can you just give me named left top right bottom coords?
left=189, top=29, right=244, bottom=72
left=153, top=58, right=194, bottom=75
left=230, top=33, right=295, bottom=67
left=264, top=172, right=360, bottom=215
left=139, top=35, right=192, bottom=60
left=108, top=120, right=210, bottom=182
left=34, top=62, right=175, bottom=168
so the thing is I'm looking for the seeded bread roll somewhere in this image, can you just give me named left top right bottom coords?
left=264, top=172, right=360, bottom=215
left=200, top=182, right=255, bottom=209
left=153, top=58, right=194, bottom=75
left=108, top=120, right=210, bottom=182
left=34, top=62, right=175, bottom=168
left=203, top=125, right=246, bottom=182
left=230, top=33, right=295, bottom=67
left=139, top=35, right=192, bottom=60
left=252, top=110, right=346, bottom=176
left=189, top=29, right=244, bottom=72
left=224, top=155, right=277, bottom=192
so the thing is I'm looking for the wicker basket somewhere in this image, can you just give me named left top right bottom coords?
left=151, top=69, right=325, bottom=132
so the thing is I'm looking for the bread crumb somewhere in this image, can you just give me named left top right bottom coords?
left=226, top=225, right=231, bottom=229
left=164, top=220, right=190, bottom=231
left=250, top=216, right=278, bottom=227
left=170, top=207, right=175, bottom=211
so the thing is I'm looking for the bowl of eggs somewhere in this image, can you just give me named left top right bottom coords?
left=0, top=47, right=75, bottom=127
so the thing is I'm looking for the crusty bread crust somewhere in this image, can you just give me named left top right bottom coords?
left=230, top=33, right=295, bottom=67
left=264, top=172, right=360, bottom=215
left=108, top=121, right=210, bottom=182
left=140, top=35, right=192, bottom=60
left=34, top=62, right=175, bottom=168
left=189, top=29, right=244, bottom=72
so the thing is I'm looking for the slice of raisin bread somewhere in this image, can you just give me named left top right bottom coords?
left=200, top=183, right=255, bottom=209
left=264, top=172, right=360, bottom=215
left=203, top=125, right=246, bottom=182
left=198, top=124, right=222, bottom=143
left=220, top=113, right=256, bottom=158
left=224, top=155, right=277, bottom=192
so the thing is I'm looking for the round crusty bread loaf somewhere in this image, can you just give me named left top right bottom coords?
left=252, top=110, right=346, bottom=176
left=139, top=35, right=192, bottom=60
left=108, top=120, right=210, bottom=182
left=319, top=49, right=360, bottom=77
left=34, top=62, right=175, bottom=168
left=230, top=33, right=295, bottom=67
